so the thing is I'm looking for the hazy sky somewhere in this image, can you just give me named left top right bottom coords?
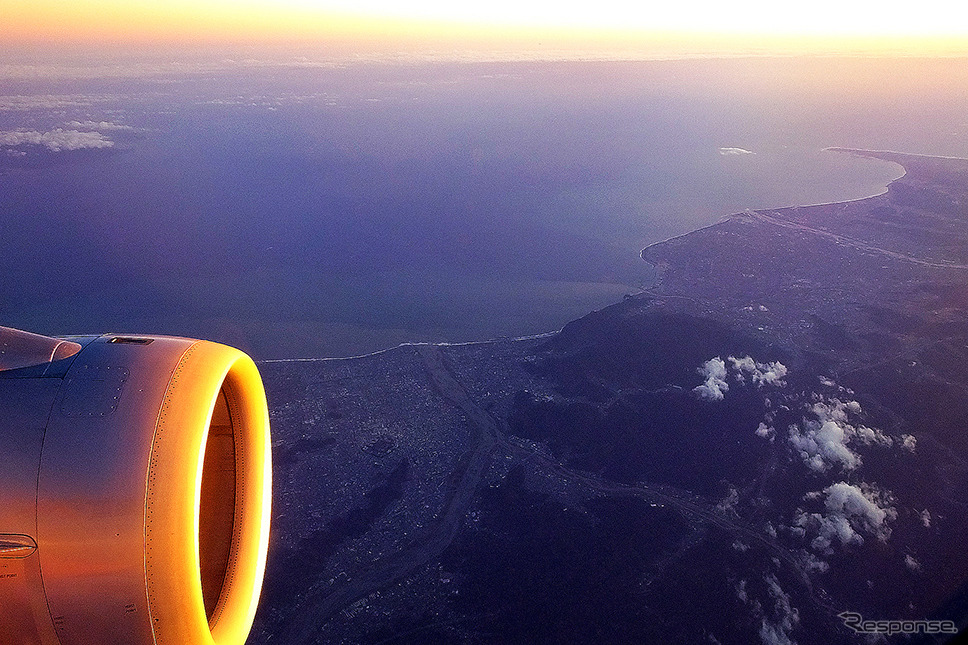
left=5, top=0, right=968, bottom=55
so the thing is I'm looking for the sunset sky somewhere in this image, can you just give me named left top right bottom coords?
left=4, top=0, right=968, bottom=54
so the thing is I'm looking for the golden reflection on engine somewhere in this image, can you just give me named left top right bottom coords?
left=0, top=327, right=272, bottom=645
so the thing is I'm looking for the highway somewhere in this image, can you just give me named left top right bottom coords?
left=753, top=210, right=968, bottom=270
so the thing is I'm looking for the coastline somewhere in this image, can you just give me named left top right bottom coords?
left=259, top=331, right=559, bottom=364
left=640, top=147, right=910, bottom=271
left=274, top=148, right=927, bottom=363
left=826, top=146, right=968, bottom=162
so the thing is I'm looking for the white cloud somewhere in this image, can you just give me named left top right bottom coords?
left=694, top=355, right=787, bottom=401
left=755, top=422, right=775, bottom=441
left=729, top=355, right=788, bottom=387
left=694, top=357, right=728, bottom=400
left=901, top=434, right=917, bottom=452
left=720, top=147, right=755, bottom=156
left=789, top=416, right=860, bottom=473
left=718, top=485, right=740, bottom=514
left=736, top=579, right=749, bottom=603
left=759, top=574, right=799, bottom=645
left=787, top=398, right=892, bottom=473
left=794, top=482, right=896, bottom=555
left=64, top=120, right=133, bottom=131
left=0, top=128, right=114, bottom=152
left=799, top=550, right=830, bottom=574
left=0, top=94, right=114, bottom=111
left=787, top=525, right=806, bottom=540
left=904, top=554, right=921, bottom=571
left=920, top=509, right=931, bottom=528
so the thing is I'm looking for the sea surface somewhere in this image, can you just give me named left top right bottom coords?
left=1, top=56, right=966, bottom=358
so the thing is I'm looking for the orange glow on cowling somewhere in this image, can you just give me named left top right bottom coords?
left=0, top=328, right=272, bottom=645
left=147, top=341, right=272, bottom=645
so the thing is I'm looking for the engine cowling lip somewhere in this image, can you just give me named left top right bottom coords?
left=143, top=339, right=272, bottom=645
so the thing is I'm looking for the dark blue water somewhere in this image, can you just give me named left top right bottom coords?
left=1, top=57, right=965, bottom=358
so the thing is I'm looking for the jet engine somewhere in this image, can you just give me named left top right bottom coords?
left=0, top=326, right=272, bottom=645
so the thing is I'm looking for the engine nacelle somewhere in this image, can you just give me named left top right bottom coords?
left=0, top=327, right=272, bottom=645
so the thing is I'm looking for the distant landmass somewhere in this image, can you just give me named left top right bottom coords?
left=251, top=150, right=968, bottom=644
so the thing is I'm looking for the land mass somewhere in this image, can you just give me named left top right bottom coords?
left=251, top=150, right=968, bottom=644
